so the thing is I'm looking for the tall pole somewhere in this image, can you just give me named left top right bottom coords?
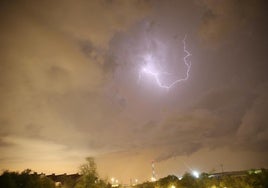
left=151, top=160, right=156, bottom=181
left=220, top=164, right=224, bottom=173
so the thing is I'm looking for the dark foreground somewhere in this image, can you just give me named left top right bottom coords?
left=0, top=168, right=268, bottom=188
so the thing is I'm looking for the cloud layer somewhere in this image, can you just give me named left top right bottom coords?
left=0, top=0, right=267, bottom=182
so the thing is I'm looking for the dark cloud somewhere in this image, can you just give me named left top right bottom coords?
left=236, top=84, right=268, bottom=151
left=0, top=138, right=14, bottom=148
left=198, top=0, right=266, bottom=46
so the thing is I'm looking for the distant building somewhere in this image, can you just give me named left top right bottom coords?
left=47, top=173, right=81, bottom=187
left=208, top=169, right=263, bottom=178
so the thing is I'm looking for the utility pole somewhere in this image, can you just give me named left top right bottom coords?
left=220, top=164, right=224, bottom=173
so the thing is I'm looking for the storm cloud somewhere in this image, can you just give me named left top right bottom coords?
left=0, top=0, right=267, bottom=182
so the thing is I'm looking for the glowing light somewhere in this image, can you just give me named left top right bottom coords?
left=192, top=170, right=199, bottom=178
left=139, top=35, right=191, bottom=89
left=111, top=178, right=119, bottom=187
left=170, top=185, right=176, bottom=188
left=132, top=179, right=139, bottom=186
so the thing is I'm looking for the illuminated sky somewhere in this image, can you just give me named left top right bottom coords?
left=0, top=0, right=268, bottom=183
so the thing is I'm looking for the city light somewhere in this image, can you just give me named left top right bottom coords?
left=111, top=177, right=119, bottom=187
left=192, top=170, right=200, bottom=178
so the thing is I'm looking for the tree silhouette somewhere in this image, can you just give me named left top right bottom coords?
left=75, top=157, right=110, bottom=188
left=0, top=169, right=55, bottom=188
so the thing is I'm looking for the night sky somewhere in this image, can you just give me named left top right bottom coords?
left=0, top=0, right=268, bottom=183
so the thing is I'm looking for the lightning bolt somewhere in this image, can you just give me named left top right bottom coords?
left=139, top=35, right=191, bottom=89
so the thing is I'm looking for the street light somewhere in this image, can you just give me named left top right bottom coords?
left=111, top=178, right=119, bottom=187
left=192, top=170, right=199, bottom=178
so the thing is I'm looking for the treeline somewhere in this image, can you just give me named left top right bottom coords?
left=1, top=159, right=268, bottom=188
left=0, top=157, right=111, bottom=188
left=136, top=169, right=268, bottom=188
left=0, top=169, right=55, bottom=188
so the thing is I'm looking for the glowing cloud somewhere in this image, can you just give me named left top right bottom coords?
left=139, top=35, right=191, bottom=89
